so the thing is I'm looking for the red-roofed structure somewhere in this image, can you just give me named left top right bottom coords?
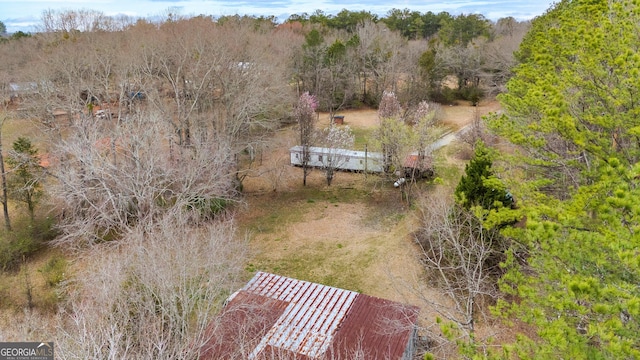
left=200, top=272, right=419, bottom=360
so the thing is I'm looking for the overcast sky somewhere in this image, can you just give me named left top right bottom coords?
left=1, top=0, right=556, bottom=33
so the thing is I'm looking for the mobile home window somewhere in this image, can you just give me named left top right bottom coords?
left=318, top=155, right=323, bottom=161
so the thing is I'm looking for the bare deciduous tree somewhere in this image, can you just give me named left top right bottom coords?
left=484, top=18, right=530, bottom=95
left=354, top=21, right=408, bottom=105
left=10, top=16, right=301, bottom=245
left=20, top=16, right=295, bottom=195
left=315, top=125, right=355, bottom=186
left=39, top=9, right=131, bottom=33
left=55, top=217, right=248, bottom=359
left=457, top=106, right=497, bottom=150
left=50, top=110, right=237, bottom=247
left=134, top=17, right=294, bottom=188
left=413, top=194, right=505, bottom=343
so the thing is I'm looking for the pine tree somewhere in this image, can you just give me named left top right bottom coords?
left=455, top=142, right=512, bottom=211
left=488, top=1, right=640, bottom=357
left=7, top=137, right=42, bottom=221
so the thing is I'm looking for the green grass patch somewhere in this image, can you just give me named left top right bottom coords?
left=39, top=254, right=68, bottom=287
left=432, top=152, right=464, bottom=186
left=250, top=241, right=376, bottom=293
left=241, top=172, right=419, bottom=297
left=350, top=127, right=376, bottom=150
left=0, top=247, right=68, bottom=312
left=2, top=118, right=44, bottom=151
left=305, top=187, right=372, bottom=204
left=247, top=202, right=306, bottom=234
left=435, top=163, right=463, bottom=186
left=0, top=215, right=58, bottom=272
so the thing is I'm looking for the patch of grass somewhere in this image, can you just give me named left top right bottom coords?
left=246, top=187, right=372, bottom=234
left=2, top=118, right=43, bottom=151
left=434, top=162, right=463, bottom=187
left=39, top=254, right=67, bottom=287
left=240, top=173, right=412, bottom=297
left=251, top=241, right=376, bottom=293
left=0, top=215, right=58, bottom=272
left=245, top=263, right=257, bottom=273
left=301, top=186, right=372, bottom=204
left=0, top=280, right=9, bottom=309
left=0, top=248, right=68, bottom=313
left=247, top=200, right=307, bottom=234
left=359, top=188, right=408, bottom=229
left=431, top=146, right=465, bottom=187
left=350, top=127, right=376, bottom=150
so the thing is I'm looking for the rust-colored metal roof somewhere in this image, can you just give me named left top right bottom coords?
left=201, top=272, right=419, bottom=360
left=328, top=294, right=420, bottom=359
left=403, top=153, right=433, bottom=170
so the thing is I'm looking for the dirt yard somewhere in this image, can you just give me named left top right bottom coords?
left=236, top=100, right=508, bottom=349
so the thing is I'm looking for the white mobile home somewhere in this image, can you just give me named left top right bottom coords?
left=289, top=145, right=384, bottom=173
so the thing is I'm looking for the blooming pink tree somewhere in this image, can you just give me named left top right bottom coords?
left=295, top=92, right=318, bottom=186
left=413, top=101, right=440, bottom=178
left=377, top=90, right=402, bottom=119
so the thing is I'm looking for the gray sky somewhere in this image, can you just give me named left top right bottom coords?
left=1, top=0, right=555, bottom=33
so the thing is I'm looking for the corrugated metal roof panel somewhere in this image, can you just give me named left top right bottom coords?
left=403, top=153, right=433, bottom=169
left=201, top=272, right=419, bottom=360
left=329, top=294, right=419, bottom=359
left=246, top=272, right=357, bottom=359
left=199, top=291, right=288, bottom=360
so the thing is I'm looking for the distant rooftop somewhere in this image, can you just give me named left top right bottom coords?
left=200, top=271, right=420, bottom=360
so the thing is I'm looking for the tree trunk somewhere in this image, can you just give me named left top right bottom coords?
left=26, top=193, right=34, bottom=223
left=302, top=144, right=312, bottom=187
left=0, top=138, right=11, bottom=231
left=326, top=168, right=334, bottom=186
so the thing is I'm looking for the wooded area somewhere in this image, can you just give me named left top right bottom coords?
left=0, top=0, right=638, bottom=359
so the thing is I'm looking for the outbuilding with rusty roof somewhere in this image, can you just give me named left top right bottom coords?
left=200, top=271, right=419, bottom=360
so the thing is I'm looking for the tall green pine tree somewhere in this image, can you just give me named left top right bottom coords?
left=7, top=137, right=42, bottom=221
left=455, top=142, right=512, bottom=211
